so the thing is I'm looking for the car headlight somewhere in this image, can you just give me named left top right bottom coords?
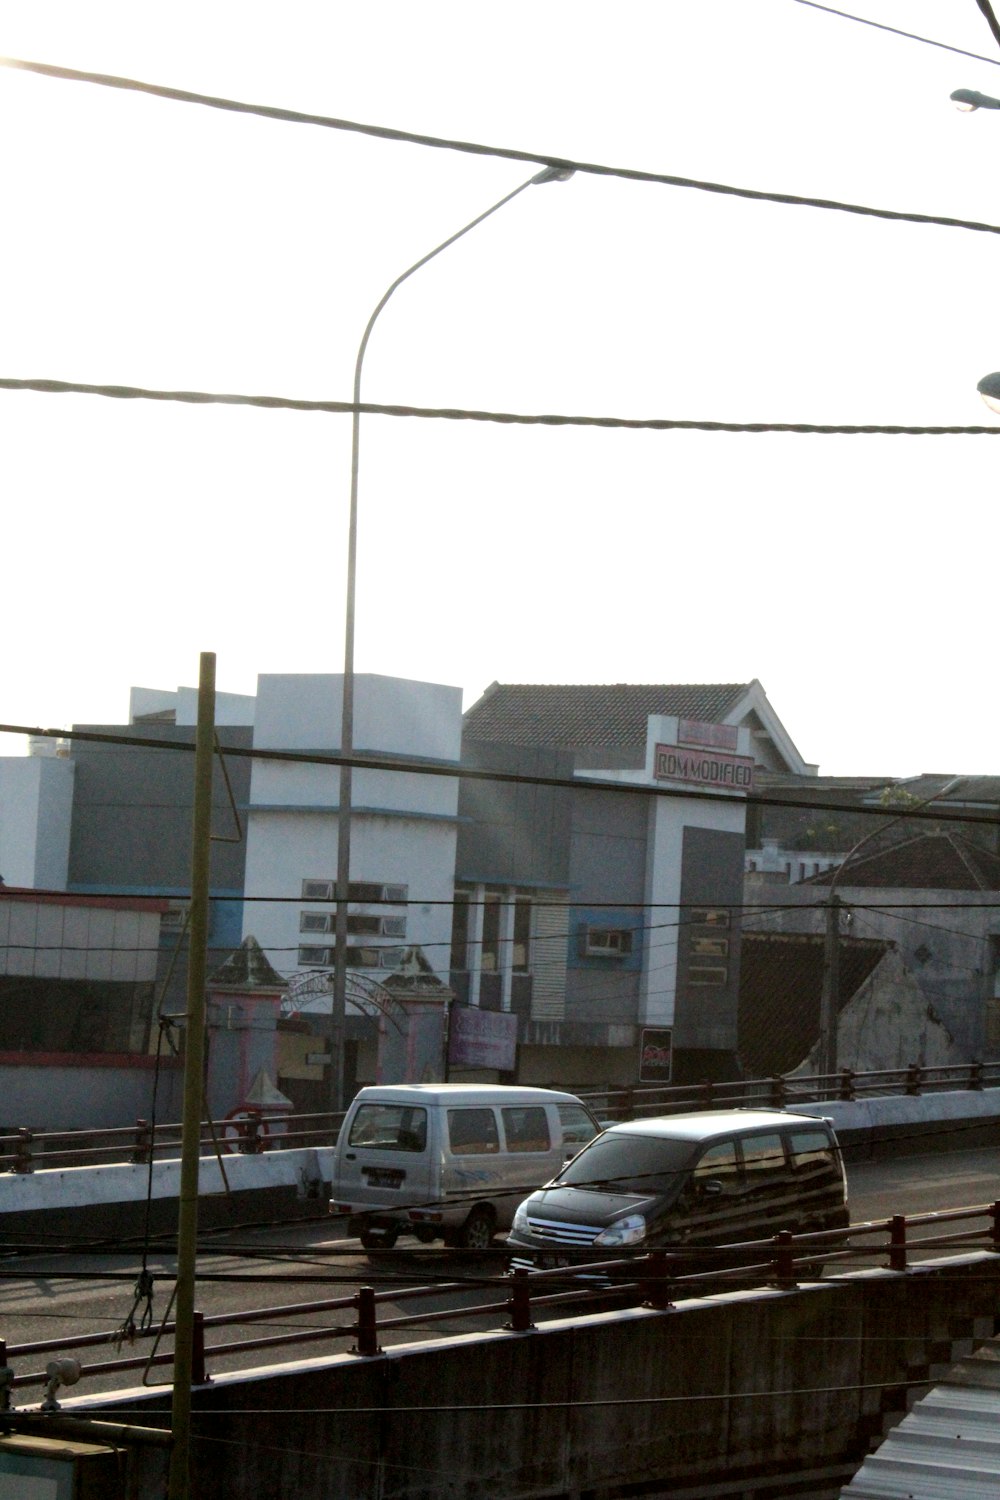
left=511, top=1202, right=531, bottom=1235
left=594, top=1213, right=647, bottom=1247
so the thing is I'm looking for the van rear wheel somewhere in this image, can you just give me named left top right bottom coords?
left=457, top=1207, right=495, bottom=1250
left=359, top=1225, right=399, bottom=1251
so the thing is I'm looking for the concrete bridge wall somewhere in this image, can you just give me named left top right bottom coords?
left=70, top=1252, right=1000, bottom=1499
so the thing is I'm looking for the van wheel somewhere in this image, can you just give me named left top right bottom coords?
left=413, top=1226, right=437, bottom=1244
left=359, top=1225, right=398, bottom=1251
left=457, top=1207, right=495, bottom=1250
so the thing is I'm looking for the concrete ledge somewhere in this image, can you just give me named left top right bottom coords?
left=795, top=1087, right=1000, bottom=1161
left=0, top=1147, right=333, bottom=1245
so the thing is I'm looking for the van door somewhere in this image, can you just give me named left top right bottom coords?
left=667, top=1137, right=748, bottom=1249
left=495, top=1104, right=560, bottom=1226
left=735, top=1130, right=795, bottom=1238
left=335, top=1100, right=432, bottom=1214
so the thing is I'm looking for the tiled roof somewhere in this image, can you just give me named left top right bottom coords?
left=463, top=682, right=750, bottom=752
left=738, top=932, right=887, bottom=1077
left=807, top=830, right=1000, bottom=891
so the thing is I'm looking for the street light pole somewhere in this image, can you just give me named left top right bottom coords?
left=817, top=776, right=966, bottom=1084
left=330, top=166, right=573, bottom=1114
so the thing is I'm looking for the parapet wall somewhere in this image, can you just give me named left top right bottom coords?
left=75, top=1252, right=1000, bottom=1499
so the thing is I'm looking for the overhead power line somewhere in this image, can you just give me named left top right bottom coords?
left=1, top=377, right=999, bottom=438
left=4, top=54, right=1000, bottom=239
left=792, top=0, right=1000, bottom=65
left=4, top=720, right=1000, bottom=827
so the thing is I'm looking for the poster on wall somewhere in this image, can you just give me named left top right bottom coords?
left=639, top=1027, right=673, bottom=1084
left=448, top=1005, right=518, bottom=1071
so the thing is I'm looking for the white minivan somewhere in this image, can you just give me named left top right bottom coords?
left=331, top=1083, right=601, bottom=1250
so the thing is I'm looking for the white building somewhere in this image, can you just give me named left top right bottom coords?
left=242, top=673, right=462, bottom=987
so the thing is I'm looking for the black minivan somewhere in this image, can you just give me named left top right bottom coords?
left=506, top=1109, right=848, bottom=1270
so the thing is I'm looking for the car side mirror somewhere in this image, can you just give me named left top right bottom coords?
left=699, top=1178, right=723, bottom=1197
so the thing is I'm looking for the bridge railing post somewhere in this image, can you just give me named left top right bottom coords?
left=905, top=1063, right=922, bottom=1097
left=132, top=1117, right=152, bottom=1165
left=192, top=1309, right=210, bottom=1385
left=505, top=1269, right=536, bottom=1332
left=772, top=1230, right=797, bottom=1290
left=990, top=1201, right=1000, bottom=1252
left=888, top=1215, right=907, bottom=1272
left=352, top=1286, right=382, bottom=1356
left=970, top=1060, right=985, bottom=1092
left=641, top=1250, right=674, bottom=1310
left=768, top=1075, right=786, bottom=1111
left=12, top=1129, right=33, bottom=1174
left=838, top=1068, right=856, bottom=1102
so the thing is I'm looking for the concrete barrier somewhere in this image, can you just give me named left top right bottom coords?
left=0, top=1147, right=333, bottom=1245
left=796, top=1086, right=1000, bottom=1160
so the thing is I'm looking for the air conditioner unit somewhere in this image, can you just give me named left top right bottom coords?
left=581, top=926, right=632, bottom=959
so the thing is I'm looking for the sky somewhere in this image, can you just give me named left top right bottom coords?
left=1, top=1, right=999, bottom=776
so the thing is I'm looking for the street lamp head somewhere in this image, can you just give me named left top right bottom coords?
left=530, top=165, right=576, bottom=185
left=977, top=371, right=1000, bottom=414
left=950, top=88, right=1000, bottom=112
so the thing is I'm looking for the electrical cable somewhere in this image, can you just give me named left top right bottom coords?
left=4, top=54, right=1000, bottom=240
left=2, top=376, right=1000, bottom=436
left=792, top=0, right=1000, bottom=65
left=3, top=720, right=998, bottom=829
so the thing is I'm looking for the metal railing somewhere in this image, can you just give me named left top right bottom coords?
left=574, top=1059, right=1000, bottom=1121
left=1, top=1058, right=998, bottom=1172
left=2, top=1202, right=999, bottom=1400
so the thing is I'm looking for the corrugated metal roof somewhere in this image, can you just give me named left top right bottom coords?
left=842, top=1341, right=1000, bottom=1497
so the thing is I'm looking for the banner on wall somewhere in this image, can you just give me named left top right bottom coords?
left=639, top=1027, right=673, bottom=1084
left=448, top=1005, right=518, bottom=1071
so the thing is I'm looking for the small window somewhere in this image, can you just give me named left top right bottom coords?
left=302, top=880, right=333, bottom=901
left=557, top=1104, right=600, bottom=1148
left=298, top=946, right=330, bottom=966
left=300, top=912, right=331, bottom=933
left=448, top=1108, right=500, bottom=1155
left=383, top=884, right=408, bottom=904
left=382, top=916, right=407, bottom=938
left=513, top=897, right=532, bottom=973
left=348, top=1104, right=427, bottom=1153
left=346, top=946, right=381, bottom=968
left=501, top=1107, right=551, bottom=1153
left=584, top=927, right=632, bottom=958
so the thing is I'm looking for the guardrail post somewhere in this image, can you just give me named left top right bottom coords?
left=838, top=1068, right=856, bottom=1102
left=773, top=1230, right=796, bottom=1290
left=700, top=1079, right=714, bottom=1110
left=905, top=1063, right=922, bottom=1097
left=505, top=1269, right=536, bottom=1331
left=11, top=1129, right=33, bottom=1174
left=769, top=1075, right=786, bottom=1110
left=641, top=1250, right=674, bottom=1310
left=970, top=1060, right=985, bottom=1092
left=352, top=1286, right=382, bottom=1356
left=889, top=1215, right=907, bottom=1272
left=0, top=1339, right=12, bottom=1412
left=990, top=1202, right=1000, bottom=1252
left=132, top=1118, right=152, bottom=1165
left=620, top=1087, right=634, bottom=1122
left=191, top=1310, right=210, bottom=1385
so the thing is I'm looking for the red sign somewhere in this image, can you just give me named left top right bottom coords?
left=655, top=744, right=754, bottom=792
left=448, top=1006, right=518, bottom=1071
left=639, top=1028, right=673, bottom=1083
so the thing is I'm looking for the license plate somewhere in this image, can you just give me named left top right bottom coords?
left=363, top=1167, right=405, bottom=1188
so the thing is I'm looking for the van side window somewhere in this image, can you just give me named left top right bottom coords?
left=788, top=1129, right=837, bottom=1174
left=448, top=1108, right=500, bottom=1155
left=502, top=1107, right=551, bottom=1153
left=693, top=1140, right=740, bottom=1187
left=557, top=1104, right=600, bottom=1148
left=740, top=1132, right=787, bottom=1179
left=348, top=1104, right=427, bottom=1153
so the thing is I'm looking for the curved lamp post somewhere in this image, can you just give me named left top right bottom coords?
left=950, top=87, right=1000, bottom=112
left=949, top=92, right=1000, bottom=412
left=817, top=776, right=966, bottom=1081
left=330, top=165, right=574, bottom=1112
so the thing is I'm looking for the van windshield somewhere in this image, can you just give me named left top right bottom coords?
left=556, top=1133, right=698, bottom=1195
